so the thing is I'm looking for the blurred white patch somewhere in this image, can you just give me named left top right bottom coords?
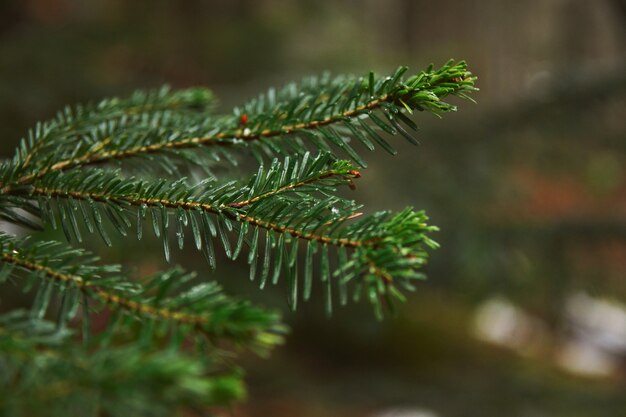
left=473, top=297, right=548, bottom=356
left=371, top=408, right=438, bottom=417
left=523, top=62, right=553, bottom=101
left=557, top=339, right=617, bottom=378
left=565, top=293, right=626, bottom=354
left=524, top=69, right=552, bottom=93
left=555, top=292, right=626, bottom=377
left=474, top=293, right=626, bottom=378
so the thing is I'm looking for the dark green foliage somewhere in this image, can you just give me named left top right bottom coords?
left=0, top=60, right=476, bottom=414
left=0, top=234, right=284, bottom=353
left=0, top=311, right=246, bottom=416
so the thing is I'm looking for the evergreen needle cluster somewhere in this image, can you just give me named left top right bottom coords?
left=0, top=60, right=477, bottom=415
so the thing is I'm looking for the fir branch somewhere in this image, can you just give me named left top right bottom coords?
left=26, top=169, right=365, bottom=249
left=0, top=234, right=285, bottom=353
left=2, top=86, right=218, bottom=189
left=18, top=86, right=216, bottom=167
left=0, top=59, right=479, bottom=415
left=0, top=61, right=476, bottom=317
left=4, top=154, right=437, bottom=316
left=227, top=165, right=361, bottom=209
left=2, top=60, right=476, bottom=191
left=0, top=311, right=246, bottom=415
left=1, top=252, right=210, bottom=327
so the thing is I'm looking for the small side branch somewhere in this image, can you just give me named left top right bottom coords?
left=23, top=186, right=371, bottom=249
left=1, top=253, right=211, bottom=327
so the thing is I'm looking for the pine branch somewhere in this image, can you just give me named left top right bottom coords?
left=2, top=60, right=476, bottom=192
left=2, top=152, right=437, bottom=316
left=0, top=59, right=478, bottom=415
left=21, top=86, right=216, bottom=167
left=0, top=311, right=246, bottom=415
left=3, top=86, right=218, bottom=188
left=0, top=233, right=285, bottom=354
left=0, top=60, right=477, bottom=316
left=6, top=152, right=358, bottom=244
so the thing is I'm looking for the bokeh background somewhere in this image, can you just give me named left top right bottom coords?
left=1, top=1, right=625, bottom=416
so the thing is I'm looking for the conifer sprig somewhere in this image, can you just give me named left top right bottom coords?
left=0, top=61, right=477, bottom=317
left=0, top=233, right=284, bottom=354
left=2, top=60, right=476, bottom=189
left=2, top=151, right=440, bottom=316
left=0, top=311, right=246, bottom=415
left=0, top=60, right=477, bottom=413
left=16, top=86, right=217, bottom=173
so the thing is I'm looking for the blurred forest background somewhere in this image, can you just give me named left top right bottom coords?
left=0, top=1, right=625, bottom=416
